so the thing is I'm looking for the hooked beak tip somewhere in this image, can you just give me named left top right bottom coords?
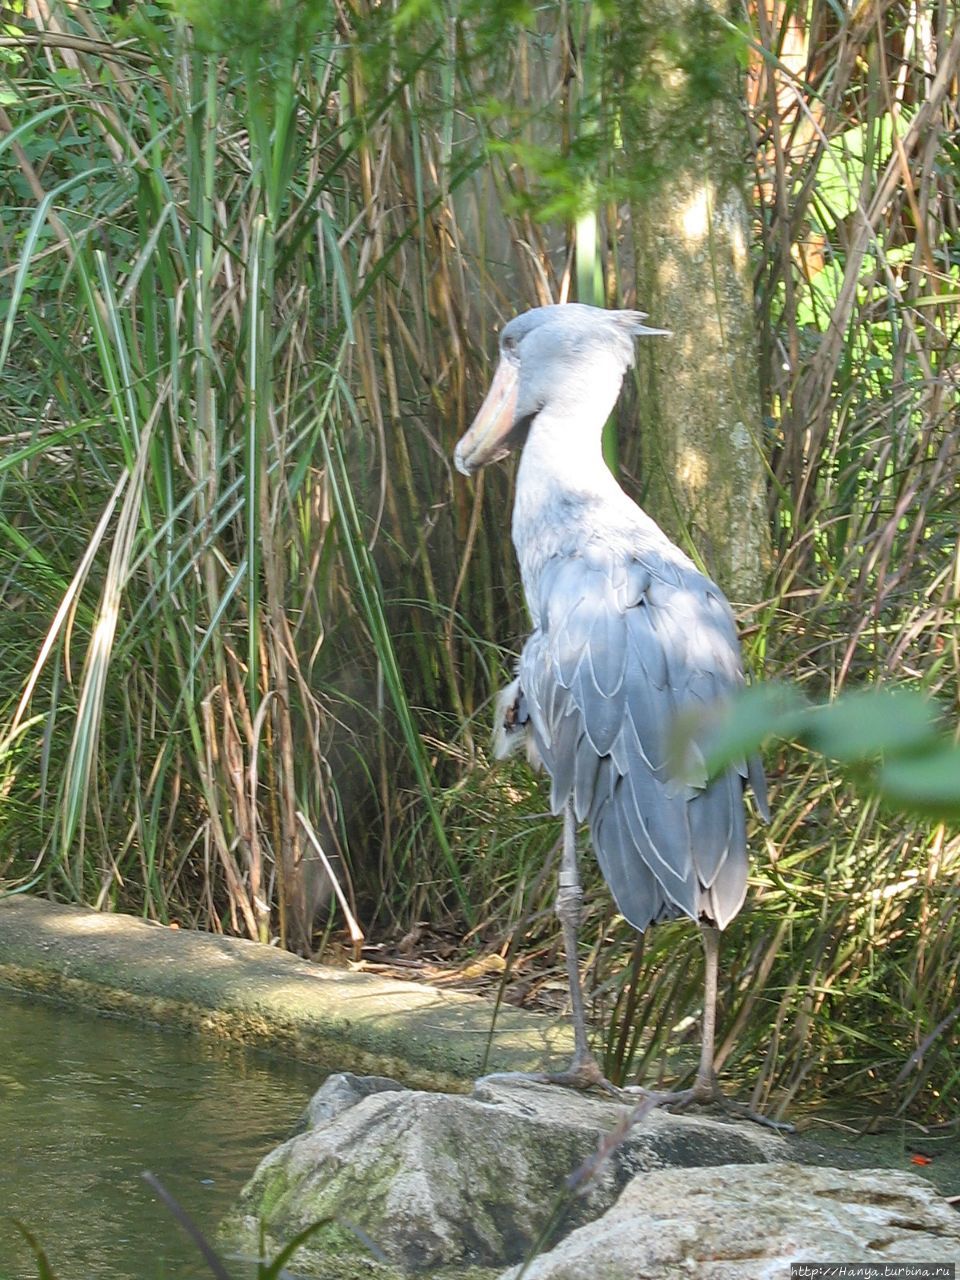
left=453, top=359, right=520, bottom=477
left=454, top=446, right=474, bottom=477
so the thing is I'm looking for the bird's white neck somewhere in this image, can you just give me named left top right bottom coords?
left=512, top=400, right=631, bottom=612
left=516, top=411, right=622, bottom=512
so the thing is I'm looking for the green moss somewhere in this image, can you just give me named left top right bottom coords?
left=251, top=1160, right=293, bottom=1220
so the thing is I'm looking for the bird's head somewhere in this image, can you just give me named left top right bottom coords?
left=453, top=303, right=668, bottom=477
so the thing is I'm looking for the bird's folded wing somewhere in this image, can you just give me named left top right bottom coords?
left=520, top=546, right=759, bottom=931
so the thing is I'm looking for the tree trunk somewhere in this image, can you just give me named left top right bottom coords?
left=614, top=0, right=770, bottom=603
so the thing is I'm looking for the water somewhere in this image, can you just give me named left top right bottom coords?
left=0, top=988, right=323, bottom=1280
left=2, top=989, right=957, bottom=1278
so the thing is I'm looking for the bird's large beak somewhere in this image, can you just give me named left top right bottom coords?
left=454, top=360, right=520, bottom=476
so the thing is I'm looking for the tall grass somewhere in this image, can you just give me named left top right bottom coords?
left=1, top=0, right=958, bottom=1118
left=737, top=0, right=960, bottom=1117
left=0, top=0, right=501, bottom=948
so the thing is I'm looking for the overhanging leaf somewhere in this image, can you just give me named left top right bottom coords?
left=876, top=748, right=960, bottom=820
left=802, top=689, right=940, bottom=764
left=670, top=682, right=808, bottom=782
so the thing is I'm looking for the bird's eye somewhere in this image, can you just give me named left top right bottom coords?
left=502, top=333, right=518, bottom=354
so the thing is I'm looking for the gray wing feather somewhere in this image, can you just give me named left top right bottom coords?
left=544, top=709, right=580, bottom=807
left=748, top=753, right=770, bottom=822
left=520, top=544, right=763, bottom=933
left=573, top=730, right=602, bottom=822
left=594, top=795, right=667, bottom=929
left=625, top=595, right=669, bottom=689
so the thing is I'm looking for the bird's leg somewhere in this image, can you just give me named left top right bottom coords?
left=684, top=923, right=794, bottom=1129
left=555, top=800, right=591, bottom=1066
left=541, top=803, right=621, bottom=1096
left=625, top=923, right=794, bottom=1132
left=691, top=922, right=721, bottom=1100
left=476, top=805, right=618, bottom=1097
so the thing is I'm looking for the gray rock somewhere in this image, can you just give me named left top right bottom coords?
left=301, top=1071, right=409, bottom=1130
left=224, top=1076, right=788, bottom=1277
left=497, top=1162, right=960, bottom=1279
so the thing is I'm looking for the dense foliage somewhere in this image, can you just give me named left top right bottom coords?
left=1, top=0, right=957, bottom=1120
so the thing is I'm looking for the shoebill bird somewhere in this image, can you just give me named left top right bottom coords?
left=454, top=303, right=771, bottom=1119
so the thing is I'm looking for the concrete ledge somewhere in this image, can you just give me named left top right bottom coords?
left=0, top=896, right=570, bottom=1091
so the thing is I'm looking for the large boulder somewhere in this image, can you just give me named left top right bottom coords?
left=498, top=1161, right=960, bottom=1279
left=224, top=1073, right=788, bottom=1277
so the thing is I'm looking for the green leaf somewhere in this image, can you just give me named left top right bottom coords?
left=802, top=689, right=940, bottom=764
left=671, top=682, right=807, bottom=781
left=810, top=112, right=910, bottom=231
left=877, top=747, right=960, bottom=820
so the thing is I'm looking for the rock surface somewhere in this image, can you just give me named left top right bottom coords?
left=300, top=1072, right=409, bottom=1130
left=0, top=896, right=568, bottom=1089
left=498, top=1161, right=960, bottom=1279
left=225, top=1073, right=790, bottom=1277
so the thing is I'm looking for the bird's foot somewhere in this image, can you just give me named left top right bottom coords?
left=697, top=1085, right=794, bottom=1133
left=473, top=1069, right=551, bottom=1090
left=541, top=1055, right=624, bottom=1099
left=476, top=1055, right=622, bottom=1100
left=621, top=1077, right=794, bottom=1133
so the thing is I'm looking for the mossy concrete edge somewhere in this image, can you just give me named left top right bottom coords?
left=0, top=896, right=570, bottom=1090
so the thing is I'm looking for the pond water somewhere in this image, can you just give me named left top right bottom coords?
left=2, top=987, right=957, bottom=1279
left=0, top=988, right=322, bottom=1280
